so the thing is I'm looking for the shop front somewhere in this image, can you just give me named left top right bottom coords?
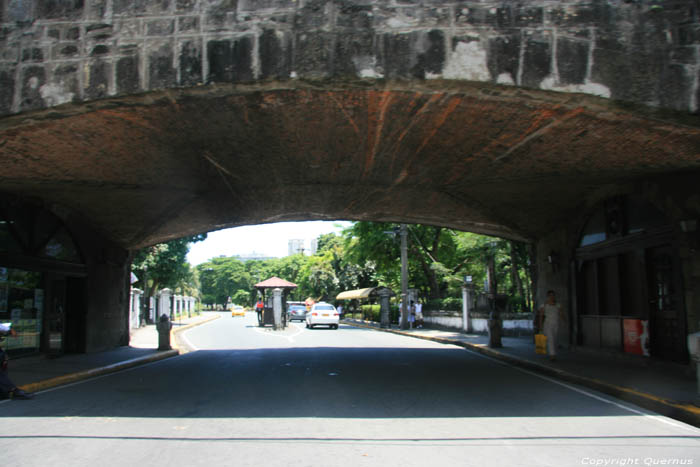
left=0, top=197, right=87, bottom=357
left=573, top=195, right=687, bottom=362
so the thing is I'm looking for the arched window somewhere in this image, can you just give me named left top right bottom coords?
left=0, top=199, right=82, bottom=264
left=578, top=195, right=668, bottom=247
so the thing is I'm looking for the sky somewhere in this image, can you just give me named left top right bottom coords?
left=186, top=221, right=353, bottom=266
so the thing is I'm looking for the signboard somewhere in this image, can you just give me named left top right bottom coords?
left=623, top=319, right=650, bottom=356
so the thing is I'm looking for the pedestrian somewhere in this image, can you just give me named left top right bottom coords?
left=336, top=304, right=343, bottom=318
left=415, top=301, right=424, bottom=328
left=0, top=323, right=33, bottom=400
left=408, top=301, right=416, bottom=329
left=537, top=290, right=565, bottom=361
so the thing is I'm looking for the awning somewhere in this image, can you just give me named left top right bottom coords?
left=336, top=287, right=395, bottom=300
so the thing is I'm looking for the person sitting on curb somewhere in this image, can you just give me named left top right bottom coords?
left=0, top=323, right=33, bottom=400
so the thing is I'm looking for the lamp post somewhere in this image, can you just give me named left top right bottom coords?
left=399, top=224, right=409, bottom=330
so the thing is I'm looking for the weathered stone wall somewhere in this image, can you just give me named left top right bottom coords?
left=1, top=0, right=698, bottom=117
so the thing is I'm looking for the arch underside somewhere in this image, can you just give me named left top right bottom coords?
left=0, top=80, right=698, bottom=249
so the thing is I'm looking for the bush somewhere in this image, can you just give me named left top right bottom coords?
left=507, top=295, right=529, bottom=313
left=441, top=297, right=462, bottom=311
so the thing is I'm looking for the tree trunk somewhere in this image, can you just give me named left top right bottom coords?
left=510, top=242, right=526, bottom=311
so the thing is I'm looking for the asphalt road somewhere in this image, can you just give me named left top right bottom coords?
left=1, top=311, right=699, bottom=467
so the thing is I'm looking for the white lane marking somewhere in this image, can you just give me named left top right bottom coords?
left=465, top=347, right=698, bottom=432
left=179, top=313, right=227, bottom=351
left=253, top=322, right=305, bottom=343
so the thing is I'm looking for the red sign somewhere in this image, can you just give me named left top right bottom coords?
left=623, top=319, right=650, bottom=356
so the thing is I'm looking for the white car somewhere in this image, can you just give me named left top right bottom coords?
left=305, top=303, right=339, bottom=329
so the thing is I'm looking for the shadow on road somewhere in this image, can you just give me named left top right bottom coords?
left=0, top=346, right=652, bottom=420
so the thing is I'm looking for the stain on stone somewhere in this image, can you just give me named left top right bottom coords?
left=413, top=30, right=445, bottom=78
left=21, top=66, right=47, bottom=111
left=113, top=0, right=148, bottom=15
left=117, top=56, right=140, bottom=94
left=455, top=6, right=499, bottom=26
left=293, top=32, right=332, bottom=79
left=487, top=33, right=521, bottom=83
left=260, top=29, right=291, bottom=80
left=67, top=27, right=81, bottom=40
left=295, top=0, right=328, bottom=29
left=147, top=19, right=175, bottom=36
left=48, top=29, right=61, bottom=40
left=521, top=32, right=551, bottom=88
left=91, top=44, right=110, bottom=56
left=380, top=33, right=414, bottom=79
left=61, top=44, right=80, bottom=57
left=0, top=66, right=15, bottom=115
left=179, top=41, right=202, bottom=86
left=557, top=37, right=588, bottom=85
left=85, top=59, right=109, bottom=100
left=334, top=31, right=374, bottom=77
left=36, top=0, right=85, bottom=19
left=176, top=0, right=196, bottom=13
left=514, top=7, right=544, bottom=27
left=149, top=44, right=176, bottom=89
left=21, top=48, right=44, bottom=62
left=178, top=16, right=200, bottom=33
left=336, top=2, right=373, bottom=29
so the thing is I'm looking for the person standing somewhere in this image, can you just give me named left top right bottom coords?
left=415, top=301, right=424, bottom=328
left=537, top=290, right=565, bottom=361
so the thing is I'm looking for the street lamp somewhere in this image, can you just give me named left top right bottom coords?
left=384, top=224, right=409, bottom=330
left=399, top=224, right=408, bottom=330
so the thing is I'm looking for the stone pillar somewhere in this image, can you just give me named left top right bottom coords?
left=378, top=288, right=392, bottom=329
left=272, top=288, right=283, bottom=330
left=156, top=314, right=172, bottom=351
left=462, top=284, right=473, bottom=333
left=131, top=288, right=143, bottom=329
left=158, top=288, right=172, bottom=320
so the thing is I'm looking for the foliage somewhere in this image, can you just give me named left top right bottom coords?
left=132, top=234, right=207, bottom=297
left=189, top=222, right=534, bottom=313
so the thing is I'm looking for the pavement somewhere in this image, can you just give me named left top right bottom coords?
left=343, top=318, right=700, bottom=427
left=4, top=311, right=700, bottom=427
left=7, top=312, right=220, bottom=394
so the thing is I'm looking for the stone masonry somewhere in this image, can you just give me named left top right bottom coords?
left=0, top=0, right=699, bottom=117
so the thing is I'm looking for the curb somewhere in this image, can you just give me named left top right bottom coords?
left=343, top=319, right=700, bottom=428
left=18, top=313, right=222, bottom=394
left=19, top=350, right=178, bottom=394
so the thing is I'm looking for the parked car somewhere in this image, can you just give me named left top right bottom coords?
left=288, top=304, right=307, bottom=322
left=305, top=302, right=339, bottom=329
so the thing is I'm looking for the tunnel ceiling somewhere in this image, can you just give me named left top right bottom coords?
left=1, top=80, right=699, bottom=249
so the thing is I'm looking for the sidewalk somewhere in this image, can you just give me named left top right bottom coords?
left=343, top=318, right=700, bottom=428
left=8, top=312, right=220, bottom=394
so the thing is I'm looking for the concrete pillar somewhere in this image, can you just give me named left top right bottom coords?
left=378, top=289, right=392, bottom=329
left=158, top=288, right=172, bottom=320
left=272, top=288, right=283, bottom=330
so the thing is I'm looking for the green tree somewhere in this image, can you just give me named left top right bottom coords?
left=132, top=234, right=207, bottom=299
left=196, top=256, right=251, bottom=307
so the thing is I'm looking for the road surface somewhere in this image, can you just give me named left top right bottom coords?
left=2, top=312, right=698, bottom=466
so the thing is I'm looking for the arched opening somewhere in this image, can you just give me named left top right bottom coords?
left=574, top=195, right=686, bottom=362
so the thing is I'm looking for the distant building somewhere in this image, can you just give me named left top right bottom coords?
left=288, top=239, right=305, bottom=256
left=310, top=238, right=318, bottom=255
left=235, top=252, right=276, bottom=262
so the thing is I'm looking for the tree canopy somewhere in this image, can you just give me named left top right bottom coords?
left=190, top=223, right=533, bottom=312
